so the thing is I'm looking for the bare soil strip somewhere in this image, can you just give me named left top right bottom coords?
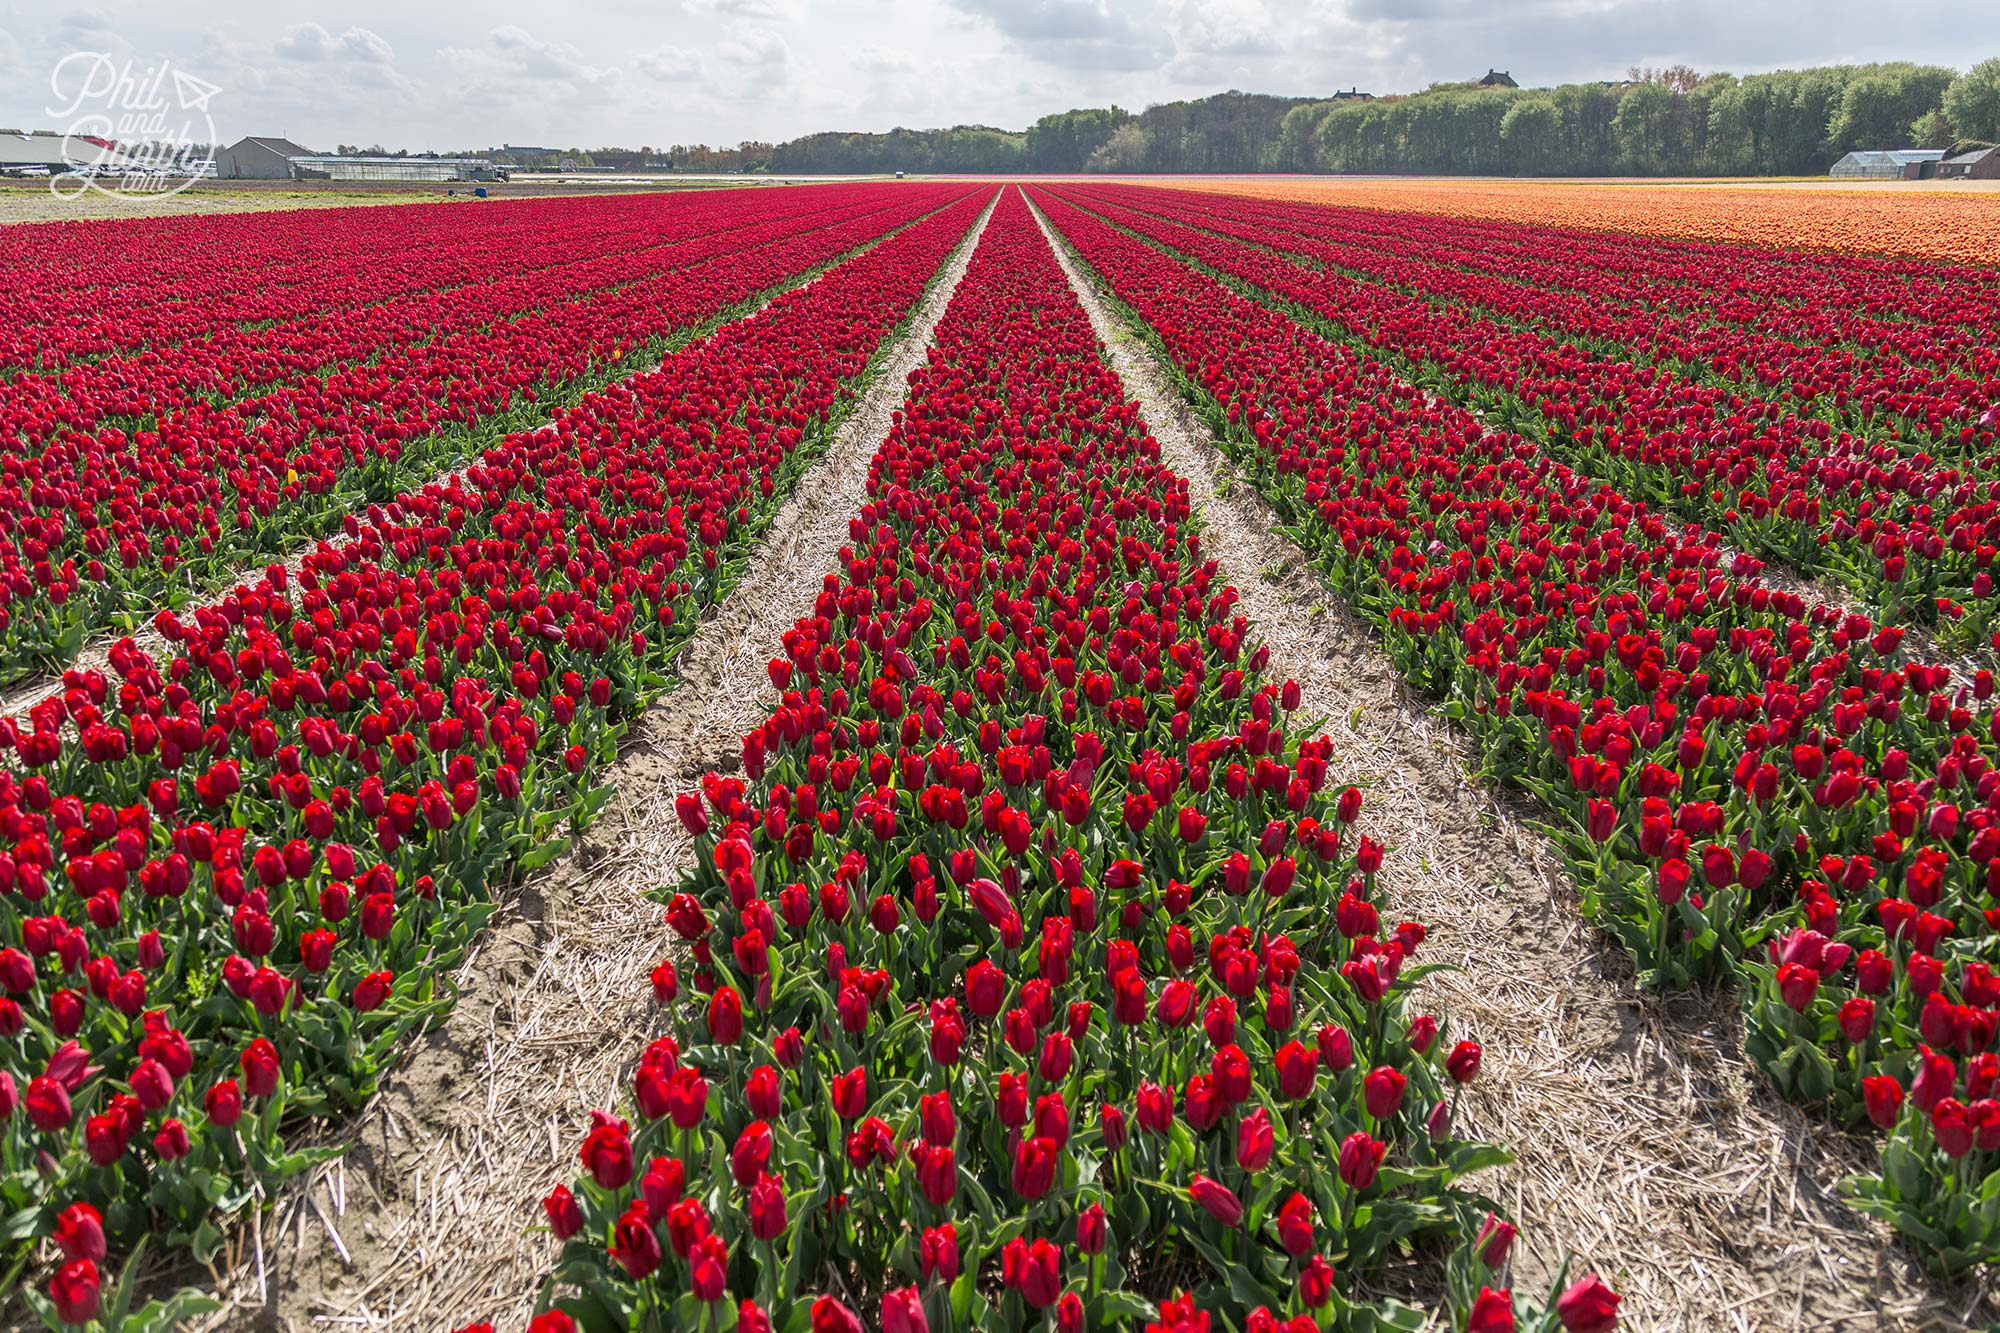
left=171, top=194, right=1002, bottom=1333
left=1028, top=197, right=1997, bottom=1333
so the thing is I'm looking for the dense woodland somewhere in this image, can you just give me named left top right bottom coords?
left=654, top=58, right=2000, bottom=176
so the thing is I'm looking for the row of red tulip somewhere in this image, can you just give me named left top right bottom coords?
left=1142, top=187, right=1999, bottom=449
left=0, top=190, right=850, bottom=372
left=510, top=189, right=1616, bottom=1333
left=12, top=186, right=915, bottom=437
left=0, top=187, right=968, bottom=681
left=4, top=186, right=995, bottom=1327
left=1062, top=185, right=2000, bottom=650
left=1030, top=184, right=2000, bottom=1271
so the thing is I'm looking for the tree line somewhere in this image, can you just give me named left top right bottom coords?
left=1292, top=60, right=1998, bottom=176
left=664, top=58, right=2000, bottom=176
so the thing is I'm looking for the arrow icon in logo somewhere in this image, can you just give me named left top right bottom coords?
left=171, top=68, right=222, bottom=112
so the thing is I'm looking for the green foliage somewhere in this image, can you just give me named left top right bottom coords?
left=750, top=59, right=1992, bottom=177
left=1909, top=109, right=1956, bottom=149
left=1304, top=62, right=1984, bottom=177
left=1024, top=107, right=1131, bottom=171
left=1944, top=58, right=2000, bottom=142
left=1825, top=63, right=1957, bottom=152
left=767, top=126, right=1028, bottom=175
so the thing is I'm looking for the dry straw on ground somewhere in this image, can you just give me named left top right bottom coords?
left=1029, top=195, right=1999, bottom=1333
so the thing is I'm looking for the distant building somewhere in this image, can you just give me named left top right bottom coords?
left=1477, top=69, right=1518, bottom=88
left=217, top=136, right=313, bottom=179
left=1828, top=148, right=1945, bottom=179
left=0, top=130, right=122, bottom=174
left=1331, top=87, right=1373, bottom=101
left=216, top=136, right=499, bottom=182
left=289, top=155, right=499, bottom=183
left=1940, top=145, right=2000, bottom=180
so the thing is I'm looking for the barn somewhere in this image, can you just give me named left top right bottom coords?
left=216, top=136, right=314, bottom=180
left=1940, top=145, right=2000, bottom=180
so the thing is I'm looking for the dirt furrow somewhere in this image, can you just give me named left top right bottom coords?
left=1028, top=196, right=1992, bottom=1333
left=172, top=194, right=1001, bottom=1333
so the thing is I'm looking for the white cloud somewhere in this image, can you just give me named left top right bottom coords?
left=7, top=0, right=1976, bottom=154
left=439, top=25, right=621, bottom=109
left=637, top=44, right=704, bottom=81
left=948, top=0, right=1174, bottom=72
left=274, top=23, right=394, bottom=65
left=683, top=0, right=806, bottom=19
left=58, top=11, right=112, bottom=35
left=852, top=46, right=928, bottom=114
left=0, top=26, right=30, bottom=87
left=1170, top=0, right=1279, bottom=59
left=705, top=26, right=791, bottom=98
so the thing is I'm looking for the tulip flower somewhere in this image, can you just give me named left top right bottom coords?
left=1474, top=1211, right=1517, bottom=1268
left=1469, top=1287, right=1516, bottom=1333
left=1362, top=1065, right=1407, bottom=1120
left=609, top=1201, right=662, bottom=1279
left=49, top=1259, right=100, bottom=1326
left=1189, top=1173, right=1244, bottom=1226
left=812, top=1297, right=865, bottom=1333
left=882, top=1287, right=928, bottom=1333
left=1338, top=1132, right=1386, bottom=1191
left=1276, top=1192, right=1315, bottom=1258
left=1236, top=1107, right=1275, bottom=1172
left=1555, top=1274, right=1621, bottom=1332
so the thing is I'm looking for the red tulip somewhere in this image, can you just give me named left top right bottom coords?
left=1236, top=1107, right=1275, bottom=1172
left=1189, top=1172, right=1244, bottom=1225
left=1276, top=1191, right=1314, bottom=1258
left=542, top=1184, right=583, bottom=1240
left=1338, top=1131, right=1385, bottom=1190
left=53, top=1203, right=105, bottom=1264
left=1469, top=1287, right=1516, bottom=1333
left=1555, top=1274, right=1621, bottom=1332
left=49, top=1259, right=100, bottom=1325
left=610, top=1201, right=661, bottom=1279
left=1363, top=1065, right=1407, bottom=1119
left=1076, top=1201, right=1108, bottom=1255
left=882, top=1287, right=928, bottom=1333
left=1475, top=1211, right=1517, bottom=1268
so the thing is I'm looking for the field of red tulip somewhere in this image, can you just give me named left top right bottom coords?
left=0, top=183, right=964, bottom=680
left=1044, top=185, right=2000, bottom=646
left=1028, top=181, right=2000, bottom=1275
left=504, top=189, right=1622, bottom=1333
left=1, top=182, right=993, bottom=1327
left=6, top=171, right=2000, bottom=1331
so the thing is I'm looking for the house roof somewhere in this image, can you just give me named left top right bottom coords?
left=1944, top=145, right=2000, bottom=164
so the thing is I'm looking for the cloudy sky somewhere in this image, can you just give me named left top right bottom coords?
left=2, top=0, right=1988, bottom=151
